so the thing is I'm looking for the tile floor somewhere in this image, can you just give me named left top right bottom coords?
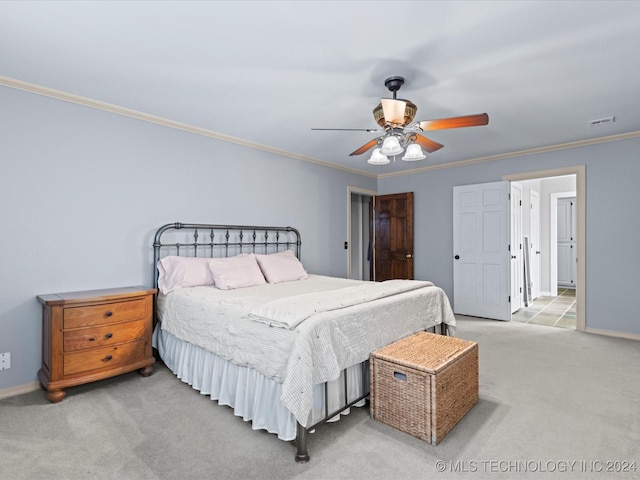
left=511, top=287, right=576, bottom=329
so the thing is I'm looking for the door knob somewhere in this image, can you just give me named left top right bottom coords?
left=536, top=251, right=540, bottom=254
left=454, top=255, right=460, bottom=260
left=511, top=255, right=517, bottom=259
left=405, top=253, right=413, bottom=258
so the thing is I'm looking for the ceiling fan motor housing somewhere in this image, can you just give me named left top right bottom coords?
left=373, top=76, right=417, bottom=127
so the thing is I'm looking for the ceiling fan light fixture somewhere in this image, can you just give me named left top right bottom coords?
left=379, top=136, right=403, bottom=156
left=373, top=100, right=418, bottom=128
left=401, top=143, right=426, bottom=161
left=380, top=98, right=407, bottom=125
left=313, top=76, right=489, bottom=166
left=367, top=148, right=390, bottom=165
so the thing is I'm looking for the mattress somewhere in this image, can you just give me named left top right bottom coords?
left=155, top=274, right=456, bottom=426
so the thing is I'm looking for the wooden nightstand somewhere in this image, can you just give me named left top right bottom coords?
left=37, top=286, right=156, bottom=403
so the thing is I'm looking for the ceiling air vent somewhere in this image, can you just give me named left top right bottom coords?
left=588, top=116, right=615, bottom=126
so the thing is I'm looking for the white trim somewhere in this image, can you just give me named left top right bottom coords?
left=0, top=381, right=40, bottom=400
left=380, top=132, right=640, bottom=178
left=2, top=75, right=639, bottom=180
left=346, top=186, right=377, bottom=279
left=584, top=328, right=640, bottom=342
left=0, top=76, right=376, bottom=179
left=503, top=166, right=585, bottom=333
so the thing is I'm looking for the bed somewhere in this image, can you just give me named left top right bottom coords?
left=151, top=222, right=456, bottom=462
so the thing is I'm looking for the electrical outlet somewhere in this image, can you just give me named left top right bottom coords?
left=0, top=352, right=10, bottom=370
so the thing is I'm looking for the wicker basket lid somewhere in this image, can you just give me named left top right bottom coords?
left=372, top=331, right=477, bottom=374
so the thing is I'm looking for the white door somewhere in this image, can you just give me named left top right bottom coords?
left=510, top=184, right=522, bottom=313
left=529, top=190, right=541, bottom=299
left=557, top=197, right=577, bottom=287
left=453, top=181, right=511, bottom=321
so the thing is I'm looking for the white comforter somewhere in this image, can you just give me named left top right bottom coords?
left=249, top=279, right=434, bottom=329
left=157, top=274, right=456, bottom=427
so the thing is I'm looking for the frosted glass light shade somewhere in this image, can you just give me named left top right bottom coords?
left=379, top=136, right=403, bottom=156
left=367, top=148, right=390, bottom=165
left=380, top=98, right=407, bottom=125
left=401, top=143, right=426, bottom=161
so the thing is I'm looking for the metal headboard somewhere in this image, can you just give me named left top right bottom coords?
left=152, top=222, right=302, bottom=290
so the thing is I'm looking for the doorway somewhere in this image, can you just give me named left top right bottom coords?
left=347, top=186, right=376, bottom=280
left=504, top=166, right=584, bottom=332
left=347, top=188, right=415, bottom=282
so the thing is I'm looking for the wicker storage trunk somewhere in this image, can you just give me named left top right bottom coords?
left=370, top=331, right=478, bottom=444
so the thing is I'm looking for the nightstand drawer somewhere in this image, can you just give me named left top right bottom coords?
left=63, top=318, right=148, bottom=352
left=63, top=339, right=146, bottom=376
left=63, top=298, right=148, bottom=329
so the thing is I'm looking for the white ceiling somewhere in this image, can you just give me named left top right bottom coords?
left=3, top=1, right=640, bottom=175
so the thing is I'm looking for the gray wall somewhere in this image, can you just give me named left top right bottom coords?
left=379, top=138, right=640, bottom=336
left=0, top=86, right=376, bottom=390
left=3, top=82, right=639, bottom=392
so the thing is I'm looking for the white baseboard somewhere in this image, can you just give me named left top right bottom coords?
left=585, top=327, right=640, bottom=342
left=0, top=381, right=41, bottom=400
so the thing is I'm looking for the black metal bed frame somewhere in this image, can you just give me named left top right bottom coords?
left=153, top=222, right=302, bottom=290
left=152, top=222, right=369, bottom=462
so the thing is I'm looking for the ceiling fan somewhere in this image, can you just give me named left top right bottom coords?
left=312, top=76, right=489, bottom=164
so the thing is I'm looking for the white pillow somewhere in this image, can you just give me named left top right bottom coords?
left=255, top=250, right=308, bottom=284
left=208, top=253, right=267, bottom=290
left=157, top=256, right=215, bottom=295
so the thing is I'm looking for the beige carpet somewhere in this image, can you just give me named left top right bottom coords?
left=1, top=316, right=639, bottom=479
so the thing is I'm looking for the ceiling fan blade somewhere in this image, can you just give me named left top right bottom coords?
left=412, top=134, right=444, bottom=153
left=349, top=138, right=379, bottom=156
left=311, top=128, right=379, bottom=132
left=418, top=113, right=489, bottom=131
left=381, top=98, right=407, bottom=125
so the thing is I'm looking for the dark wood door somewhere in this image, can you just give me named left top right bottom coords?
left=373, top=192, right=414, bottom=281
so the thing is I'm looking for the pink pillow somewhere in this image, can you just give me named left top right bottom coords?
left=255, top=250, right=308, bottom=284
left=157, top=256, right=214, bottom=295
left=208, top=253, right=267, bottom=290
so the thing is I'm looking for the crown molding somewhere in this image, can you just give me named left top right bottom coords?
left=0, top=75, right=377, bottom=179
left=3, top=75, right=638, bottom=181
left=379, top=131, right=640, bottom=179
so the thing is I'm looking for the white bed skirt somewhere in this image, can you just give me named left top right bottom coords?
left=153, top=326, right=368, bottom=441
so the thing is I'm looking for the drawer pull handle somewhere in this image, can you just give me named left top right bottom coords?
left=105, top=311, right=113, bottom=317
left=105, top=333, right=113, bottom=339
left=393, top=371, right=407, bottom=381
left=103, top=355, right=113, bottom=362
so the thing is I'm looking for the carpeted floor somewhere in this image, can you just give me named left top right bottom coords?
left=1, top=316, right=639, bottom=480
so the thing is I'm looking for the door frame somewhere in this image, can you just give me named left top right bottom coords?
left=503, top=166, right=585, bottom=332
left=346, top=186, right=377, bottom=279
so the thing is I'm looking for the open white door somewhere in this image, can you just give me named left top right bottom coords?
left=529, top=190, right=540, bottom=299
left=453, top=181, right=511, bottom=321
left=510, top=183, right=522, bottom=313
